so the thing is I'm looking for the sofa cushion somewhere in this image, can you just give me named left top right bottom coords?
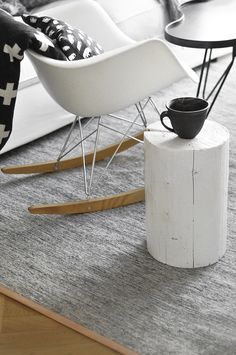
left=0, top=0, right=26, bottom=15
left=95, top=0, right=168, bottom=40
left=0, top=0, right=64, bottom=15
left=20, top=0, right=60, bottom=11
left=22, top=14, right=104, bottom=60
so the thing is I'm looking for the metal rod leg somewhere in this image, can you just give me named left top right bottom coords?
left=58, top=129, right=97, bottom=161
left=207, top=57, right=234, bottom=115
left=105, top=100, right=150, bottom=171
left=78, top=117, right=88, bottom=195
left=88, top=116, right=101, bottom=195
left=149, top=97, right=161, bottom=116
left=206, top=58, right=234, bottom=101
left=196, top=49, right=208, bottom=97
left=57, top=115, right=78, bottom=162
left=202, top=49, right=212, bottom=99
left=136, top=102, right=147, bottom=128
left=87, top=98, right=159, bottom=197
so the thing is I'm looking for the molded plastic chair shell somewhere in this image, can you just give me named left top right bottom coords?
left=28, top=40, right=197, bottom=117
left=27, top=0, right=197, bottom=117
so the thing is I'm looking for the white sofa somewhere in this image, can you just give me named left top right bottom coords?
left=0, top=0, right=227, bottom=154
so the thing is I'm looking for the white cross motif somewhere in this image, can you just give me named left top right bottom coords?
left=30, top=17, right=37, bottom=23
left=0, top=83, right=17, bottom=106
left=62, top=45, right=70, bottom=51
left=68, top=53, right=76, bottom=61
left=77, top=40, right=82, bottom=51
left=34, top=32, right=54, bottom=52
left=67, top=34, right=75, bottom=44
left=0, top=124, right=10, bottom=145
left=49, top=30, right=55, bottom=37
left=56, top=25, right=63, bottom=31
left=3, top=43, right=24, bottom=62
left=42, top=17, right=51, bottom=23
left=83, top=47, right=92, bottom=58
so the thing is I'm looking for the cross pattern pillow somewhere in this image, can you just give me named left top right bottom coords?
left=22, top=14, right=104, bottom=61
left=0, top=9, right=65, bottom=151
left=26, top=28, right=66, bottom=60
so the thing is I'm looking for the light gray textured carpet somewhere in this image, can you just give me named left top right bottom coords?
left=0, top=55, right=236, bottom=355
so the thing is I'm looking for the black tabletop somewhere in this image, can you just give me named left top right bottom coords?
left=165, top=0, right=236, bottom=49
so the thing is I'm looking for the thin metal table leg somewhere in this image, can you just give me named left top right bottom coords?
left=207, top=56, right=234, bottom=115
left=196, top=46, right=235, bottom=116
left=202, top=49, right=212, bottom=99
left=196, top=49, right=208, bottom=97
left=88, top=116, right=101, bottom=196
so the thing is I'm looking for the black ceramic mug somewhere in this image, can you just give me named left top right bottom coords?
left=160, top=97, right=209, bottom=139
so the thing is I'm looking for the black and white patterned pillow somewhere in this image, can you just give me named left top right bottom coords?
left=0, top=8, right=66, bottom=151
left=22, top=14, right=104, bottom=61
left=28, top=28, right=66, bottom=60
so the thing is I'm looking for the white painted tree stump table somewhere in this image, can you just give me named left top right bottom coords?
left=144, top=120, right=229, bottom=268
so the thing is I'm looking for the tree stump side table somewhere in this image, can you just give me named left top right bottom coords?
left=144, top=120, right=229, bottom=268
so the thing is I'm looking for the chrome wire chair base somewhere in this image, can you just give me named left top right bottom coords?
left=1, top=97, right=160, bottom=214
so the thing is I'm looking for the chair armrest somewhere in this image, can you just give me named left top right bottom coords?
left=27, top=39, right=198, bottom=116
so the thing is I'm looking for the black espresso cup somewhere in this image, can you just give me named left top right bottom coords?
left=160, top=97, right=209, bottom=139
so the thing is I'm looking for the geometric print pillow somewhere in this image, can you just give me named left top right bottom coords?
left=22, top=14, right=104, bottom=61
left=27, top=28, right=66, bottom=60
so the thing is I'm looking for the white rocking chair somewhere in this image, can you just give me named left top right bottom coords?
left=2, top=0, right=197, bottom=214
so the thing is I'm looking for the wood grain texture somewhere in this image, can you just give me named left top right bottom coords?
left=1, top=131, right=144, bottom=175
left=28, top=188, right=145, bottom=214
left=0, top=285, right=137, bottom=355
left=145, top=120, right=229, bottom=268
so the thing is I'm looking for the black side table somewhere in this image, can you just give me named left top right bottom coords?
left=165, top=0, right=236, bottom=115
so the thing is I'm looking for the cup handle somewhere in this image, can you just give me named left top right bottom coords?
left=160, top=111, right=174, bottom=132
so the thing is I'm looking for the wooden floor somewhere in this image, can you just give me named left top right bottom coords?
left=0, top=292, right=134, bottom=355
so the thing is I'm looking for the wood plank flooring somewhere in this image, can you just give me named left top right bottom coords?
left=0, top=292, right=135, bottom=355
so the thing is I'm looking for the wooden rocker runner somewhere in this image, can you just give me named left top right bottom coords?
left=2, top=129, right=145, bottom=214
left=0, top=1, right=196, bottom=214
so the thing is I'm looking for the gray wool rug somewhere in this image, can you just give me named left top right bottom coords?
left=0, top=54, right=236, bottom=355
